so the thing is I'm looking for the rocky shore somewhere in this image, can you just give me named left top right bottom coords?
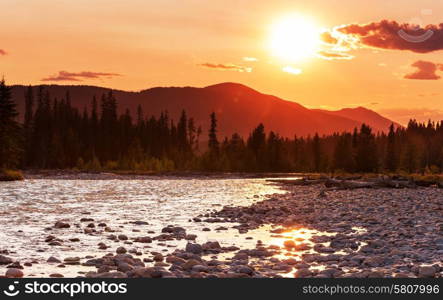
left=207, top=185, right=443, bottom=278
left=0, top=181, right=441, bottom=278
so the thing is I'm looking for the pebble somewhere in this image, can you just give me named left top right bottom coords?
left=0, top=255, right=13, bottom=265
left=47, top=256, right=61, bottom=263
left=116, top=247, right=127, bottom=254
left=64, top=257, right=80, bottom=265
left=54, top=221, right=70, bottom=229
left=182, top=259, right=201, bottom=271
left=185, top=243, right=203, bottom=254
left=118, top=234, right=128, bottom=241
left=185, top=234, right=197, bottom=240
left=294, top=268, right=312, bottom=278
left=153, top=254, right=164, bottom=262
left=418, top=266, right=436, bottom=278
left=5, top=268, right=23, bottom=278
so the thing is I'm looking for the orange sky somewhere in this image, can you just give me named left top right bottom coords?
left=2, top=0, right=443, bottom=124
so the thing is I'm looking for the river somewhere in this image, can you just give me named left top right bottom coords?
left=0, top=176, right=298, bottom=277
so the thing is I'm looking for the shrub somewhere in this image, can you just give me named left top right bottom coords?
left=85, top=156, right=102, bottom=171
left=0, top=169, right=24, bottom=181
left=104, top=160, right=118, bottom=170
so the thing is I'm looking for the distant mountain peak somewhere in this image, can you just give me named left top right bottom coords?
left=205, top=82, right=252, bottom=90
left=204, top=82, right=265, bottom=96
left=316, top=106, right=402, bottom=131
left=341, top=106, right=369, bottom=111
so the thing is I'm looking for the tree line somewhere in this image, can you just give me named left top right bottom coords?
left=1, top=79, right=443, bottom=174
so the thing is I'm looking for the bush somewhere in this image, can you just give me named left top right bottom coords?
left=104, top=160, right=119, bottom=170
left=85, top=156, right=102, bottom=171
left=76, top=157, right=85, bottom=170
left=0, top=169, right=24, bottom=181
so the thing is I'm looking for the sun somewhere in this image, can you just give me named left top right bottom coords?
left=269, top=15, right=321, bottom=62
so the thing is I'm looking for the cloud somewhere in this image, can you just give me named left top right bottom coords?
left=318, top=30, right=356, bottom=60
left=243, top=57, right=258, bottom=62
left=336, top=20, right=443, bottom=53
left=0, top=49, right=7, bottom=56
left=320, top=31, right=338, bottom=45
left=404, top=60, right=443, bottom=80
left=316, top=51, right=354, bottom=60
left=41, top=71, right=121, bottom=82
left=282, top=66, right=302, bottom=75
left=198, top=63, right=252, bottom=73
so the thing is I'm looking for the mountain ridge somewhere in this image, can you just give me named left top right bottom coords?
left=10, top=82, right=399, bottom=138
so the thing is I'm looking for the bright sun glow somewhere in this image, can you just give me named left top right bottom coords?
left=269, top=15, right=321, bottom=62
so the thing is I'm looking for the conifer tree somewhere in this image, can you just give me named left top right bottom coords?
left=386, top=123, right=397, bottom=172
left=0, top=79, right=21, bottom=168
left=355, top=124, right=378, bottom=172
left=23, top=85, right=34, bottom=167
left=312, top=133, right=322, bottom=172
left=208, top=112, right=219, bottom=154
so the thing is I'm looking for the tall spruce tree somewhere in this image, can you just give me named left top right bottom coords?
left=312, top=133, right=322, bottom=172
left=386, top=123, right=397, bottom=172
left=333, top=133, right=354, bottom=172
left=0, top=79, right=21, bottom=168
left=208, top=112, right=219, bottom=154
left=23, top=85, right=34, bottom=167
left=355, top=124, right=378, bottom=172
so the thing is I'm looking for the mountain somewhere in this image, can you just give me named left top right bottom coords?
left=314, top=107, right=402, bottom=133
left=10, top=82, right=397, bottom=138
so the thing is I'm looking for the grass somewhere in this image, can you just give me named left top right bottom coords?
left=299, top=172, right=443, bottom=184
left=407, top=174, right=443, bottom=185
left=0, top=169, right=24, bottom=181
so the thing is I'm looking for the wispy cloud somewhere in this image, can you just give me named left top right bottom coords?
left=282, top=66, right=302, bottom=75
left=318, top=30, right=356, bottom=60
left=404, top=60, right=443, bottom=80
left=317, top=51, right=354, bottom=60
left=242, top=57, right=258, bottom=62
left=41, top=71, right=122, bottom=82
left=0, top=49, right=7, bottom=56
left=198, top=63, right=252, bottom=73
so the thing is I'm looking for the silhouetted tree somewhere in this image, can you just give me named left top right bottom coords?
left=23, top=86, right=34, bottom=166
left=208, top=112, right=219, bottom=154
left=386, top=123, right=397, bottom=172
left=312, top=133, right=322, bottom=172
left=355, top=124, right=378, bottom=172
left=333, top=133, right=354, bottom=172
left=0, top=79, right=21, bottom=168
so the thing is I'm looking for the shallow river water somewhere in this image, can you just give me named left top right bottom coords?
left=0, top=176, right=312, bottom=277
